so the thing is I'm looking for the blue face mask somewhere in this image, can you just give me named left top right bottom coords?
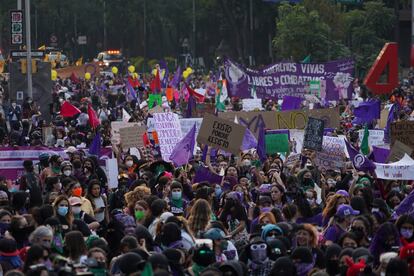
left=171, top=191, right=182, bottom=200
left=57, top=206, right=68, bottom=216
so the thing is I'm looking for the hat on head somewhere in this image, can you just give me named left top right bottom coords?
left=204, top=228, right=226, bottom=240
left=336, top=190, right=349, bottom=197
left=336, top=204, right=359, bottom=219
left=69, top=197, right=82, bottom=206
left=65, top=146, right=77, bottom=154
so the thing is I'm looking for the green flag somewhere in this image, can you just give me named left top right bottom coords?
left=361, top=125, right=370, bottom=155
left=302, top=55, right=311, bottom=63
left=215, top=80, right=225, bottom=111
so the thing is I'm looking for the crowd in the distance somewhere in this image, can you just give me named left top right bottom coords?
left=0, top=66, right=412, bottom=276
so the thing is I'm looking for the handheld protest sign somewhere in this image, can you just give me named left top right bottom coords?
left=303, top=117, right=324, bottom=151
left=197, top=113, right=246, bottom=155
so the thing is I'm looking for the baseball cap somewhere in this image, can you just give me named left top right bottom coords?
left=69, top=197, right=82, bottom=206
left=336, top=204, right=360, bottom=218
left=204, top=228, right=226, bottom=240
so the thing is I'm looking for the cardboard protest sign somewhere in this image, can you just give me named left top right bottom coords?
left=111, top=122, right=142, bottom=145
left=315, top=136, right=346, bottom=170
left=218, top=107, right=339, bottom=137
left=242, top=99, right=262, bottom=111
left=153, top=112, right=182, bottom=162
left=265, top=134, right=289, bottom=154
left=391, top=121, right=414, bottom=149
left=119, top=126, right=146, bottom=148
left=387, top=140, right=413, bottom=163
left=358, top=129, right=385, bottom=147
left=303, top=117, right=325, bottom=151
left=197, top=113, right=246, bottom=155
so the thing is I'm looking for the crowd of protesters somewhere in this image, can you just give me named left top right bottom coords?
left=0, top=65, right=411, bottom=276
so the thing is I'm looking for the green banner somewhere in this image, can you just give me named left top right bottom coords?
left=265, top=133, right=289, bottom=154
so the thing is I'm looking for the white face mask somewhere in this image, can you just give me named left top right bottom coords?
left=72, top=206, right=81, bottom=215
left=126, top=160, right=134, bottom=168
left=63, top=170, right=72, bottom=177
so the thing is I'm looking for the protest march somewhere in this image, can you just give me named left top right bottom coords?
left=0, top=1, right=414, bottom=276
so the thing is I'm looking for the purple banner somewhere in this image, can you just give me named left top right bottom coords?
left=224, top=58, right=354, bottom=100
left=0, top=147, right=112, bottom=181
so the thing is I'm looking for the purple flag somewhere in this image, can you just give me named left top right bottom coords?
left=395, top=190, right=414, bottom=216
left=352, top=100, right=381, bottom=124
left=160, top=60, right=169, bottom=89
left=201, top=145, right=208, bottom=163
left=193, top=166, right=223, bottom=185
left=345, top=140, right=375, bottom=172
left=241, top=128, right=258, bottom=150
left=384, top=104, right=398, bottom=143
left=257, top=126, right=266, bottom=162
left=371, top=146, right=390, bottom=163
left=125, top=81, right=137, bottom=102
left=281, top=95, right=302, bottom=111
left=88, top=132, right=101, bottom=157
left=169, top=124, right=196, bottom=167
left=169, top=66, right=181, bottom=89
left=186, top=95, right=195, bottom=118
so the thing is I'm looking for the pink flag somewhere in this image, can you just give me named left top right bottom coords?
left=88, top=104, right=100, bottom=129
left=60, top=101, right=81, bottom=118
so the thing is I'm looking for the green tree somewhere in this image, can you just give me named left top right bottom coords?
left=273, top=3, right=349, bottom=62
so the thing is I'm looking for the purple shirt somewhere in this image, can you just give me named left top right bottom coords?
left=323, top=224, right=345, bottom=243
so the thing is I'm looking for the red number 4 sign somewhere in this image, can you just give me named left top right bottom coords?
left=363, top=43, right=398, bottom=95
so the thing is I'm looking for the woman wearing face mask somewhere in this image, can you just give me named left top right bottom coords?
left=369, top=222, right=401, bottom=266
left=386, top=191, right=404, bottom=211
left=132, top=200, right=149, bottom=225
left=350, top=216, right=372, bottom=247
left=324, top=244, right=342, bottom=276
left=168, top=181, right=188, bottom=217
left=0, top=210, right=11, bottom=237
left=8, top=215, right=34, bottom=249
left=82, top=158, right=98, bottom=188
left=291, top=246, right=315, bottom=276
left=69, top=197, right=100, bottom=232
left=323, top=204, right=360, bottom=246
left=396, top=215, right=414, bottom=243
left=60, top=161, right=73, bottom=178
left=41, top=155, right=63, bottom=179
left=67, top=182, right=94, bottom=217
left=45, top=176, right=62, bottom=194
left=203, top=228, right=228, bottom=263
left=28, top=226, right=53, bottom=249
left=294, top=224, right=325, bottom=268
left=298, top=169, right=316, bottom=191
left=246, top=237, right=274, bottom=276
left=52, top=195, right=74, bottom=236
left=124, top=155, right=137, bottom=175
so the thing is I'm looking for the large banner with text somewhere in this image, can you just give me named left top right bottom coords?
left=224, top=58, right=354, bottom=100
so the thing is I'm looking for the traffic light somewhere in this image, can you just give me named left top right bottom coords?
left=20, top=59, right=26, bottom=74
